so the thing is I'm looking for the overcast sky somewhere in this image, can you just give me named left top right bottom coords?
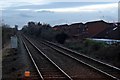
left=0, top=0, right=119, bottom=29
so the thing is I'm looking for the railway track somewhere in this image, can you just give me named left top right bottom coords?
left=41, top=40, right=120, bottom=80
left=22, top=36, right=72, bottom=80
left=18, top=36, right=41, bottom=80
left=23, top=35, right=119, bottom=80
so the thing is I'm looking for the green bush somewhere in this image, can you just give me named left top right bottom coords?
left=84, top=39, right=107, bottom=51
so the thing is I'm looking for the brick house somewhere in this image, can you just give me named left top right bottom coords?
left=93, top=23, right=120, bottom=39
left=84, top=20, right=110, bottom=37
left=53, top=24, right=69, bottom=31
left=53, top=20, right=120, bottom=40
left=68, top=23, right=84, bottom=36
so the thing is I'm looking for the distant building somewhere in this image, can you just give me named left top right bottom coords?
left=53, top=24, right=69, bottom=31
left=84, top=20, right=110, bottom=37
left=53, top=20, right=120, bottom=40
left=93, top=22, right=120, bottom=39
left=68, top=23, right=84, bottom=36
left=53, top=23, right=85, bottom=39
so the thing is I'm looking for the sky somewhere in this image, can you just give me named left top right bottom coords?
left=0, top=0, right=119, bottom=29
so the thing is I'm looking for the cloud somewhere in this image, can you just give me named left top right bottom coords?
left=0, top=0, right=119, bottom=10
left=19, top=14, right=32, bottom=18
left=0, top=0, right=49, bottom=10
left=16, top=9, right=32, bottom=11
left=49, top=0, right=119, bottom=2
left=34, top=3, right=117, bottom=13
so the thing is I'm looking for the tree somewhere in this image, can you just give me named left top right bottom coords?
left=2, top=24, right=13, bottom=48
left=55, top=32, right=68, bottom=44
left=27, top=21, right=36, bottom=35
left=22, top=21, right=58, bottom=41
left=13, top=25, right=18, bottom=35
left=37, top=22, right=42, bottom=26
left=15, top=25, right=18, bottom=31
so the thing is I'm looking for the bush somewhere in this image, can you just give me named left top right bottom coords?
left=55, top=32, right=68, bottom=44
left=83, top=39, right=107, bottom=54
left=41, top=27, right=56, bottom=41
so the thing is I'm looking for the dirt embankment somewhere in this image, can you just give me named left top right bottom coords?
left=2, top=36, right=38, bottom=80
left=2, top=48, right=22, bottom=80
